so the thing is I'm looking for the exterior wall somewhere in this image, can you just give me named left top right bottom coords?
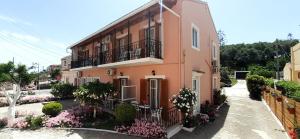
left=71, top=0, right=219, bottom=108
left=61, top=70, right=78, bottom=85
left=180, top=0, right=220, bottom=104
left=283, top=63, right=292, bottom=81
left=61, top=56, right=71, bottom=71
left=291, top=43, right=300, bottom=83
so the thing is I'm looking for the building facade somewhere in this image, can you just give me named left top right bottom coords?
left=291, top=43, right=300, bottom=83
left=61, top=55, right=78, bottom=85
left=68, top=0, right=220, bottom=114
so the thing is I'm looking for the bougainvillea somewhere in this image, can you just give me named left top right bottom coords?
left=44, top=110, right=82, bottom=128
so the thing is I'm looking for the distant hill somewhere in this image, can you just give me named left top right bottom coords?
left=221, top=39, right=299, bottom=72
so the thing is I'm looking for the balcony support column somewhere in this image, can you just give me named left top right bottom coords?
left=127, top=21, right=130, bottom=60
left=147, top=10, right=151, bottom=57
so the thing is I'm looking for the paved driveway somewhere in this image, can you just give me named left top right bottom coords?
left=172, top=80, right=288, bottom=139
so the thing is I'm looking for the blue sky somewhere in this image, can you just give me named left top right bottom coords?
left=0, top=0, right=299, bottom=68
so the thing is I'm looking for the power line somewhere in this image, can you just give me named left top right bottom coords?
left=0, top=33, right=56, bottom=64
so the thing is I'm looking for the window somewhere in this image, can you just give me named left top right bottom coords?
left=150, top=79, right=159, bottom=109
left=64, top=61, right=67, bottom=66
left=145, top=27, right=155, bottom=40
left=213, top=77, right=217, bottom=89
left=213, top=43, right=217, bottom=60
left=192, top=24, right=200, bottom=50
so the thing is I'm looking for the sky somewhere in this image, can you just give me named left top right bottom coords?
left=0, top=0, right=299, bottom=68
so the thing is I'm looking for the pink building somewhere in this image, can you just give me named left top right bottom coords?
left=69, top=0, right=220, bottom=119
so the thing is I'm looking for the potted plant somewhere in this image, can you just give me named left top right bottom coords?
left=170, top=88, right=197, bottom=131
left=287, top=103, right=295, bottom=114
left=276, top=96, right=282, bottom=102
left=182, top=115, right=197, bottom=132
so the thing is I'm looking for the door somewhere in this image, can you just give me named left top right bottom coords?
left=150, top=79, right=159, bottom=109
left=192, top=77, right=200, bottom=114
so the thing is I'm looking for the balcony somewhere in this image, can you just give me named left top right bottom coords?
left=71, top=57, right=97, bottom=70
left=71, top=39, right=163, bottom=70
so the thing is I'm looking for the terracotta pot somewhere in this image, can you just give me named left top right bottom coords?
left=276, top=97, right=282, bottom=102
left=288, top=107, right=295, bottom=114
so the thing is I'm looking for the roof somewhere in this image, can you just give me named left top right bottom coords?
left=68, top=0, right=160, bottom=49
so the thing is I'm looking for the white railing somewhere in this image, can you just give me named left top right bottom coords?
left=121, top=85, right=137, bottom=102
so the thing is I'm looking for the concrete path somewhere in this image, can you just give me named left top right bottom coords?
left=0, top=128, right=139, bottom=139
left=172, top=80, right=289, bottom=139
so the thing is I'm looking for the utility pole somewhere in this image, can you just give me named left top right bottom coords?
left=275, top=44, right=280, bottom=80
left=32, top=63, right=40, bottom=91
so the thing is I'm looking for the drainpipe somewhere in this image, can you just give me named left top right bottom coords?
left=159, top=0, right=182, bottom=88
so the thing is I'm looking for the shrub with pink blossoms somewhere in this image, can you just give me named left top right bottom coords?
left=44, top=110, right=82, bottom=128
left=115, top=119, right=167, bottom=138
left=11, top=118, right=29, bottom=129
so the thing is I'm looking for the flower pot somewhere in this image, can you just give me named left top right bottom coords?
left=288, top=107, right=295, bottom=114
left=182, top=126, right=196, bottom=132
left=276, top=97, right=282, bottom=102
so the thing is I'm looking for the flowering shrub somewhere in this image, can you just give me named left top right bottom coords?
left=0, top=117, right=7, bottom=128
left=44, top=110, right=82, bottom=128
left=19, top=95, right=55, bottom=104
left=170, top=88, right=197, bottom=116
left=11, top=118, right=29, bottom=129
left=115, top=119, right=167, bottom=138
left=0, top=95, right=55, bottom=107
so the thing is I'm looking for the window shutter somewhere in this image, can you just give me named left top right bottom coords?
left=139, top=29, right=145, bottom=57
left=160, top=79, right=169, bottom=121
left=140, top=79, right=149, bottom=104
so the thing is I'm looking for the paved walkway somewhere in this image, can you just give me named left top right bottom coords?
left=0, top=128, right=139, bottom=139
left=172, top=80, right=288, bottom=139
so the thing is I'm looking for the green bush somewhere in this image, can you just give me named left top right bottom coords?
left=51, top=83, right=76, bottom=99
left=264, top=78, right=274, bottom=88
left=276, top=81, right=300, bottom=97
left=291, top=91, right=300, bottom=102
left=25, top=115, right=43, bottom=129
left=213, top=89, right=227, bottom=105
left=115, top=103, right=136, bottom=125
left=42, top=102, right=63, bottom=117
left=248, top=65, right=275, bottom=78
left=246, top=75, right=265, bottom=100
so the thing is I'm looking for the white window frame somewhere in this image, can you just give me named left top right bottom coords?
left=212, top=43, right=217, bottom=60
left=192, top=76, right=200, bottom=115
left=213, top=76, right=217, bottom=89
left=191, top=23, right=200, bottom=51
left=149, top=79, right=159, bottom=109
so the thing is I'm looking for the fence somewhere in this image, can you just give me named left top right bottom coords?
left=262, top=88, right=300, bottom=134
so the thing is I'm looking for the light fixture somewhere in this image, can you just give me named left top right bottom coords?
left=120, top=72, right=124, bottom=76
left=152, top=70, right=156, bottom=76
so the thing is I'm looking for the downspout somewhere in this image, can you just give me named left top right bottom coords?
left=159, top=1, right=182, bottom=89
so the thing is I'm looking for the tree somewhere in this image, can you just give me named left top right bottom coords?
left=287, top=33, right=293, bottom=40
left=217, top=30, right=226, bottom=47
left=50, top=68, right=61, bottom=80
left=0, top=62, right=33, bottom=126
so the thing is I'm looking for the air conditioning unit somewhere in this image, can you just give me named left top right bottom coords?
left=212, top=60, right=217, bottom=67
left=107, top=69, right=115, bottom=76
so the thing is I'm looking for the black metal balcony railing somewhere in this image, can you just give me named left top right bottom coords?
left=71, top=39, right=162, bottom=69
left=71, top=57, right=97, bottom=69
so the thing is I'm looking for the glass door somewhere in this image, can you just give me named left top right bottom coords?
left=192, top=77, right=200, bottom=114
left=150, top=79, right=159, bottom=109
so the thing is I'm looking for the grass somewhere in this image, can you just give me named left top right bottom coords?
left=230, top=78, right=237, bottom=86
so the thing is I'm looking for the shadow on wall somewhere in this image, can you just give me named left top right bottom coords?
left=171, top=104, right=230, bottom=139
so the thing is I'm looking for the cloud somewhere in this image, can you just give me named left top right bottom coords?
left=0, top=15, right=32, bottom=26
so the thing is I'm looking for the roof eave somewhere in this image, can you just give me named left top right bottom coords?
left=67, top=0, right=159, bottom=49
